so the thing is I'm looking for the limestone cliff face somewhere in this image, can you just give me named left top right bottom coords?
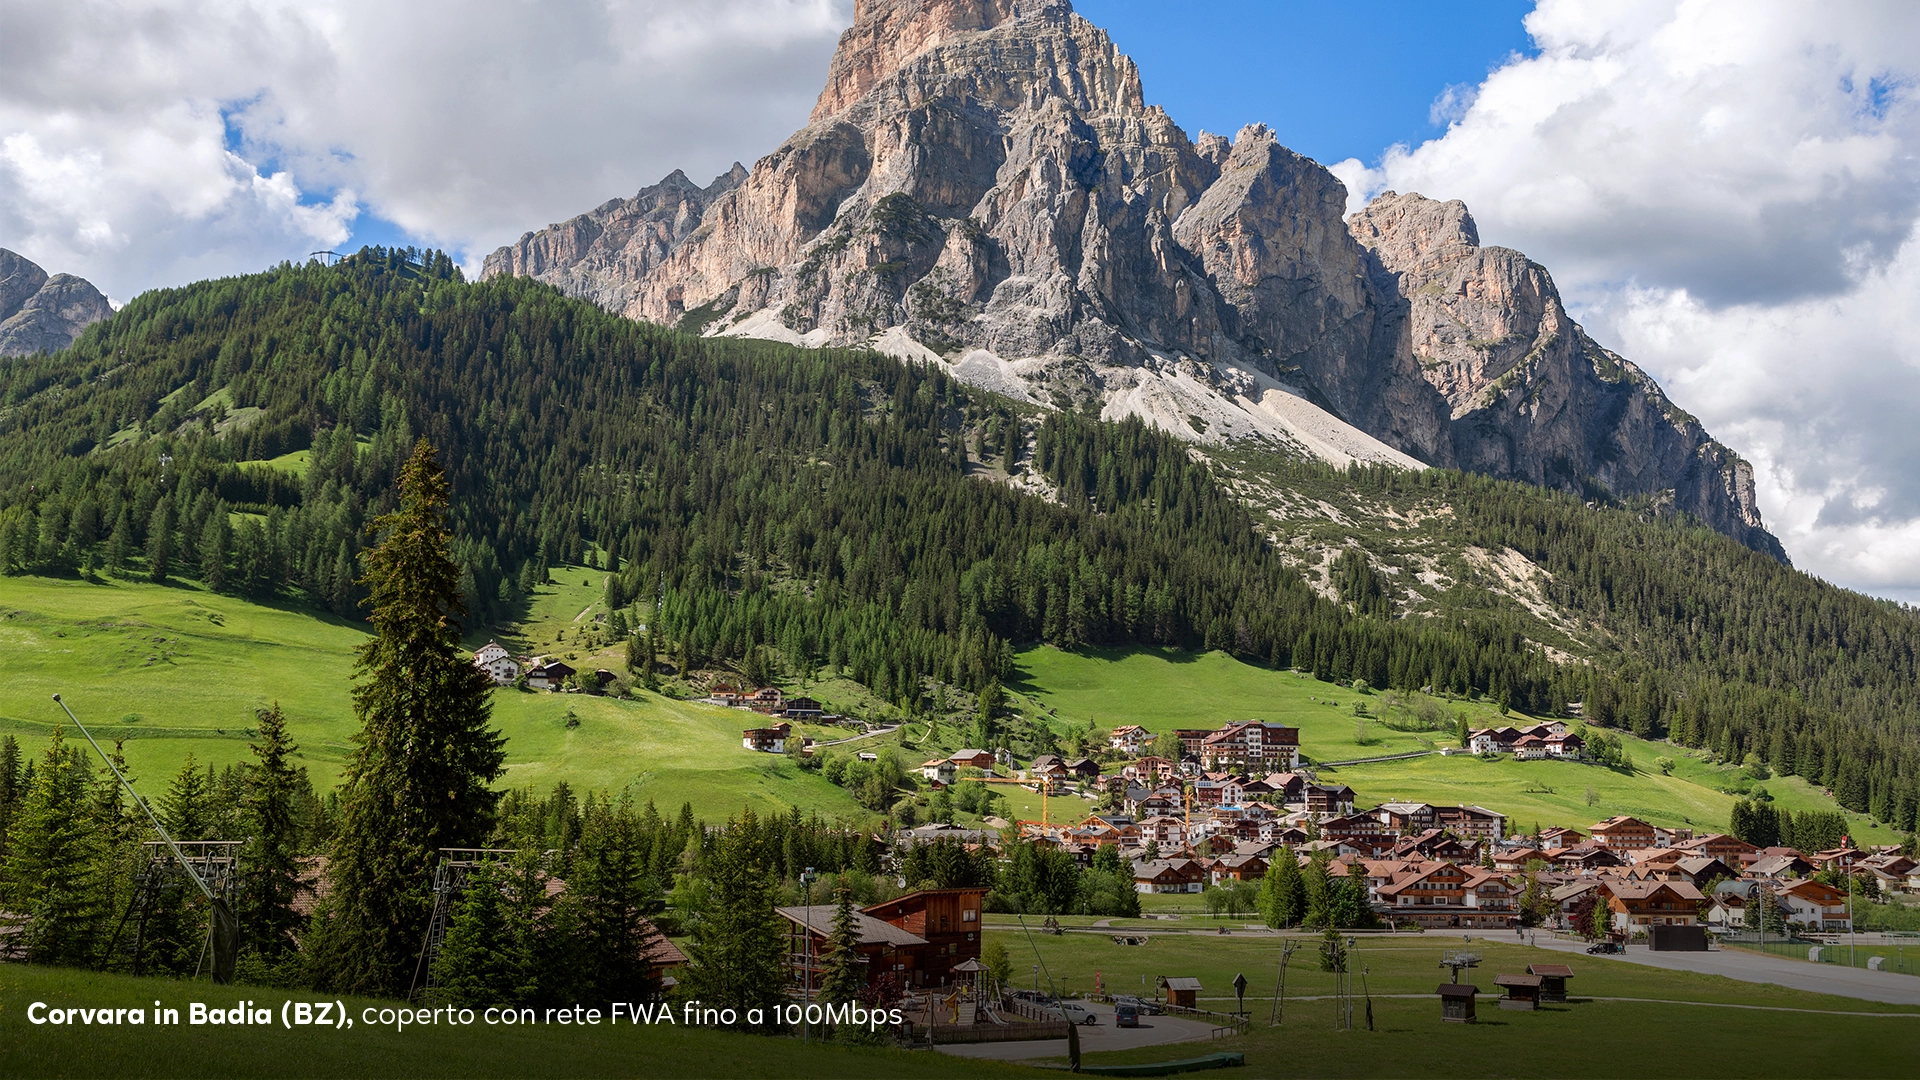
left=483, top=0, right=1781, bottom=558
left=1350, top=193, right=1783, bottom=559
left=0, top=249, right=113, bottom=358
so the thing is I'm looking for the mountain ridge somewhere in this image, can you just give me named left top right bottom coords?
left=484, top=0, right=1783, bottom=560
left=0, top=249, right=113, bottom=359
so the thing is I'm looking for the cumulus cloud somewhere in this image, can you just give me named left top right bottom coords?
left=0, top=0, right=851, bottom=302
left=1334, top=0, right=1920, bottom=600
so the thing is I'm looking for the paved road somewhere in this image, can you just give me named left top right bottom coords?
left=1531, top=936, right=1920, bottom=1006
left=934, top=1002, right=1218, bottom=1062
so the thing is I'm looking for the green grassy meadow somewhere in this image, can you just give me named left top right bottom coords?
left=0, top=571, right=1896, bottom=841
left=0, top=963, right=1027, bottom=1080
left=987, top=929, right=1919, bottom=1077
left=0, top=574, right=864, bottom=820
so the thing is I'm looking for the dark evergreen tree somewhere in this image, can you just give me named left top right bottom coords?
left=311, top=441, right=507, bottom=996
left=677, top=808, right=786, bottom=1025
left=431, top=861, right=529, bottom=1007
left=240, top=704, right=306, bottom=959
left=818, top=886, right=866, bottom=1005
left=160, top=751, right=211, bottom=841
left=1, top=728, right=112, bottom=966
left=558, top=793, right=661, bottom=1004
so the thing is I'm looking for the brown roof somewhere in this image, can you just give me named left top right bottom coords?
left=1528, top=964, right=1575, bottom=978
left=777, top=905, right=929, bottom=947
left=1495, top=974, right=1544, bottom=988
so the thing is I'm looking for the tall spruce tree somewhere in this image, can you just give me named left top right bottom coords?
left=1259, top=847, right=1306, bottom=929
left=560, top=793, right=660, bottom=1003
left=677, top=808, right=786, bottom=1025
left=819, top=886, right=867, bottom=1004
left=161, top=751, right=211, bottom=840
left=431, top=861, right=533, bottom=1007
left=1, top=728, right=112, bottom=966
left=240, top=704, right=306, bottom=959
left=0, top=734, right=22, bottom=854
left=311, top=440, right=506, bottom=996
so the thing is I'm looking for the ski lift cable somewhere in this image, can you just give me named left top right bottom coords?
left=53, top=693, right=215, bottom=904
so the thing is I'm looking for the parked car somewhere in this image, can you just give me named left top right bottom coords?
left=1056, top=1002, right=1098, bottom=1025
left=1114, top=1003, right=1139, bottom=1028
left=1116, top=994, right=1161, bottom=1015
left=1586, top=941, right=1623, bottom=954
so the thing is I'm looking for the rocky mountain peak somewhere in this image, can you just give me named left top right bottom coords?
left=811, top=0, right=1071, bottom=122
left=484, top=3, right=1785, bottom=559
left=0, top=249, right=112, bottom=358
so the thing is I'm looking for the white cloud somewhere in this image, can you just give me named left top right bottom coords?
left=0, top=0, right=851, bottom=301
left=1336, top=0, right=1920, bottom=600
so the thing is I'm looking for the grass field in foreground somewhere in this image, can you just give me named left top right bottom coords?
left=1010, top=645, right=1896, bottom=841
left=0, top=963, right=1028, bottom=1080
left=986, top=929, right=1918, bottom=1077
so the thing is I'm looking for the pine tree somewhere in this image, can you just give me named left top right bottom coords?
left=200, top=510, right=231, bottom=593
left=1301, top=854, right=1332, bottom=928
left=1, top=728, right=112, bottom=966
left=819, top=885, right=867, bottom=1004
left=561, top=793, right=660, bottom=1003
left=677, top=808, right=786, bottom=1026
left=0, top=734, right=21, bottom=851
left=431, top=862, right=529, bottom=1007
left=161, top=751, right=211, bottom=840
left=312, top=440, right=507, bottom=996
left=240, top=704, right=306, bottom=959
left=105, top=508, right=132, bottom=574
left=146, top=502, right=172, bottom=583
left=1258, top=846, right=1306, bottom=928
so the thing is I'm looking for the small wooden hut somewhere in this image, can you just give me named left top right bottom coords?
left=1494, top=973, right=1543, bottom=1010
left=1527, top=963, right=1573, bottom=1003
left=1436, top=983, right=1480, bottom=1023
left=1159, top=976, right=1203, bottom=1010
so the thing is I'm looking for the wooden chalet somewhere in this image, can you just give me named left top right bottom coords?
left=862, top=887, right=988, bottom=987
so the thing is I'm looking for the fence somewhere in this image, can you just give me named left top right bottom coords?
left=913, top=1020, right=1071, bottom=1045
left=1721, top=938, right=1920, bottom=975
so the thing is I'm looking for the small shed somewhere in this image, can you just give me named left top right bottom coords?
left=1527, top=963, right=1573, bottom=1003
left=1494, top=973, right=1543, bottom=1011
left=1436, top=983, right=1480, bottom=1023
left=1159, top=976, right=1203, bottom=1010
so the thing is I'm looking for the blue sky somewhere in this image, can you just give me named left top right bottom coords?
left=1078, top=0, right=1537, bottom=167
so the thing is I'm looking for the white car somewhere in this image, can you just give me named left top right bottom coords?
left=1056, top=1002, right=1098, bottom=1025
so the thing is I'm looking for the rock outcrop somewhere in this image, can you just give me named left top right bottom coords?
left=484, top=0, right=1782, bottom=558
left=0, top=249, right=113, bottom=358
left=1349, top=193, right=1782, bottom=558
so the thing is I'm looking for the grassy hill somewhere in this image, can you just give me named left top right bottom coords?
left=1, top=569, right=1893, bottom=842
left=0, top=573, right=865, bottom=821
left=1008, top=645, right=1897, bottom=842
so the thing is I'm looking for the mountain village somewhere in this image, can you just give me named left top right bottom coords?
left=677, top=675, right=1914, bottom=944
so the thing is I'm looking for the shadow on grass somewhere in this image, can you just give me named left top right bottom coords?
left=1006, top=643, right=1217, bottom=694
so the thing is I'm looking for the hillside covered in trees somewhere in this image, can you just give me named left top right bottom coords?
left=0, top=247, right=1914, bottom=830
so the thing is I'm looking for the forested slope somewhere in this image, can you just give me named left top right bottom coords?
left=0, top=247, right=1913, bottom=829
